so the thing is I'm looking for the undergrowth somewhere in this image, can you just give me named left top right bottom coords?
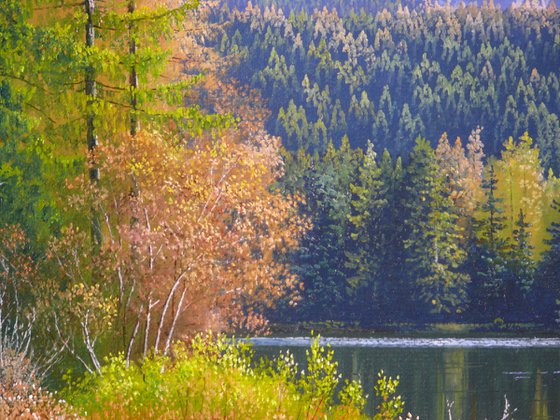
left=63, top=333, right=407, bottom=419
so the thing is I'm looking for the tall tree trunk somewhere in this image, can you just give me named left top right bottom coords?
left=85, top=0, right=101, bottom=249
left=129, top=0, right=139, bottom=136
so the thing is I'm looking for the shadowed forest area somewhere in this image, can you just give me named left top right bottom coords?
left=212, top=0, right=560, bottom=326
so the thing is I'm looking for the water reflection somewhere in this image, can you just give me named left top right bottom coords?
left=533, top=369, right=549, bottom=420
left=252, top=338, right=560, bottom=419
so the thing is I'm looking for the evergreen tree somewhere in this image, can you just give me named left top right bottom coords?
left=510, top=209, right=535, bottom=294
left=541, top=199, right=560, bottom=290
left=0, top=1, right=60, bottom=246
left=346, top=141, right=388, bottom=318
left=506, top=209, right=536, bottom=315
left=404, top=138, right=470, bottom=316
left=378, top=150, right=407, bottom=317
left=539, top=199, right=560, bottom=324
left=472, top=163, right=510, bottom=316
left=291, top=140, right=358, bottom=321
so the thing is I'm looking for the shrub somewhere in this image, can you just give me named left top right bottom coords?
left=64, top=333, right=404, bottom=419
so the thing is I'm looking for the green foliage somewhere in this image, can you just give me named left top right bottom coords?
left=0, top=3, right=60, bottom=247
left=339, top=379, right=367, bottom=413
left=300, top=334, right=341, bottom=408
left=472, top=163, right=511, bottom=315
left=404, top=138, right=470, bottom=314
left=347, top=141, right=388, bottom=306
left=65, top=333, right=400, bottom=419
left=540, top=199, right=560, bottom=323
left=286, top=140, right=359, bottom=321
left=373, top=370, right=405, bottom=420
left=509, top=209, right=536, bottom=296
left=277, top=128, right=558, bottom=323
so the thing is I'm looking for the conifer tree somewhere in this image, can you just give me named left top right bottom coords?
left=0, top=2, right=54, bottom=243
left=292, top=140, right=357, bottom=320
left=346, top=141, right=387, bottom=315
left=472, top=163, right=510, bottom=315
left=378, top=149, right=407, bottom=315
left=404, top=138, right=470, bottom=315
left=542, top=199, right=560, bottom=288
left=508, top=209, right=536, bottom=300
left=538, top=199, right=560, bottom=324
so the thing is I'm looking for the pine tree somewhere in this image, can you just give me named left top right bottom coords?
left=542, top=200, right=560, bottom=289
left=346, top=141, right=387, bottom=316
left=378, top=149, right=407, bottom=316
left=0, top=1, right=58, bottom=245
left=507, top=209, right=536, bottom=310
left=292, top=140, right=358, bottom=321
left=539, top=199, right=560, bottom=324
left=472, top=163, right=510, bottom=315
left=404, top=138, right=470, bottom=315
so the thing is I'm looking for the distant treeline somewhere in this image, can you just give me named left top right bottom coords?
left=212, top=0, right=560, bottom=325
left=219, top=0, right=550, bottom=15
left=274, top=132, right=560, bottom=324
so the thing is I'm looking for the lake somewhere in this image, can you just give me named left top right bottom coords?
left=250, top=337, right=560, bottom=419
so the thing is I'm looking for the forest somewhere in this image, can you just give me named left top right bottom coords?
left=0, top=0, right=559, bottom=417
left=212, top=0, right=560, bottom=325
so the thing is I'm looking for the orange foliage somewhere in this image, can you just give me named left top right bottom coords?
left=55, top=88, right=307, bottom=360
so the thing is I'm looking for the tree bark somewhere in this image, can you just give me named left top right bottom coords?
left=128, top=0, right=139, bottom=136
left=85, top=0, right=101, bottom=249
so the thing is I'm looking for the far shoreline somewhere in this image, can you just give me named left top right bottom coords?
left=265, top=321, right=560, bottom=338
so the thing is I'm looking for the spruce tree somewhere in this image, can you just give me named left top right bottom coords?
left=508, top=209, right=536, bottom=303
left=472, top=163, right=510, bottom=316
left=346, top=141, right=387, bottom=317
left=404, top=138, right=470, bottom=316
left=539, top=200, right=560, bottom=324
left=542, top=200, right=560, bottom=288
left=292, top=140, right=357, bottom=321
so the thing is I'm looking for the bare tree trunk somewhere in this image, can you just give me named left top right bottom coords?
left=128, top=0, right=139, bottom=136
left=163, top=285, right=188, bottom=355
left=85, top=0, right=102, bottom=249
left=126, top=307, right=142, bottom=368
left=154, top=271, right=186, bottom=353
left=143, top=295, right=156, bottom=360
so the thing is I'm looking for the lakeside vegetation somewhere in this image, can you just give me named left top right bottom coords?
left=2, top=334, right=409, bottom=419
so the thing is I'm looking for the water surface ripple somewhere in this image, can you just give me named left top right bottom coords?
left=249, top=336, right=560, bottom=348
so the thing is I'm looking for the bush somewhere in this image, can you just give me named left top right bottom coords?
left=64, top=333, right=406, bottom=419
left=0, top=348, right=74, bottom=418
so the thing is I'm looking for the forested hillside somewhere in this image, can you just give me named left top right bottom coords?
left=215, top=0, right=560, bottom=168
left=213, top=0, right=560, bottom=325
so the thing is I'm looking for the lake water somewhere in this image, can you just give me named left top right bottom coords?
left=250, top=337, right=560, bottom=419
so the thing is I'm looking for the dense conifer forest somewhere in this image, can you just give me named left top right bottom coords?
left=212, top=0, right=560, bottom=325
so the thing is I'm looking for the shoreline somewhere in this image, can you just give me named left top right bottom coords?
left=266, top=321, right=560, bottom=338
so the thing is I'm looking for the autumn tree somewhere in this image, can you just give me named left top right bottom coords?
left=40, top=84, right=306, bottom=372
left=494, top=133, right=548, bottom=256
